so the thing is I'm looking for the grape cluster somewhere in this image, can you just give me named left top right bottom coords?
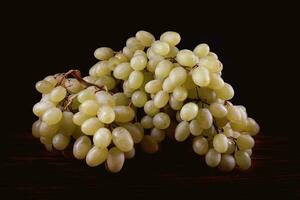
left=32, top=31, right=260, bottom=172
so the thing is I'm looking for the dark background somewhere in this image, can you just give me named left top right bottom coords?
left=2, top=2, right=299, bottom=199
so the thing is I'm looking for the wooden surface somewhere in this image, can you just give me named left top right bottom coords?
left=2, top=133, right=299, bottom=199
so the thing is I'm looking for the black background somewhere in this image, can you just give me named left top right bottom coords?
left=2, top=1, right=299, bottom=199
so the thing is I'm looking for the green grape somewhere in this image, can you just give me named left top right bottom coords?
left=218, top=154, right=236, bottom=172
left=58, top=111, right=76, bottom=136
left=151, top=41, right=170, bottom=56
left=169, top=95, right=184, bottom=110
left=225, top=138, right=236, bottom=154
left=146, top=48, right=164, bottom=61
left=173, top=86, right=188, bottom=102
left=114, top=106, right=135, bottom=123
left=193, top=43, right=210, bottom=58
left=35, top=80, right=54, bottom=94
left=208, top=73, right=224, bottom=90
left=39, top=121, right=59, bottom=137
left=192, top=136, right=208, bottom=155
left=112, top=127, right=134, bottom=152
left=192, top=66, right=210, bottom=87
left=226, top=105, right=242, bottom=123
left=198, top=56, right=221, bottom=73
left=214, top=117, right=229, bottom=128
left=113, top=62, right=133, bottom=80
left=106, top=147, right=125, bottom=173
left=236, top=135, right=255, bottom=150
left=81, top=117, right=104, bottom=135
left=97, top=105, right=115, bottom=124
left=144, top=100, right=159, bottom=116
left=169, top=66, right=187, bottom=86
left=95, top=76, right=116, bottom=91
left=165, top=46, right=179, bottom=58
left=160, top=31, right=181, bottom=46
left=94, top=61, right=111, bottom=77
left=141, top=115, right=154, bottom=129
left=205, top=148, right=221, bottom=167
left=180, top=102, right=198, bottom=121
left=128, top=70, right=144, bottom=89
left=154, top=91, right=169, bottom=108
left=79, top=100, right=100, bottom=116
left=122, top=80, right=135, bottom=97
left=33, top=101, right=55, bottom=117
left=77, top=89, right=96, bottom=103
left=176, top=110, right=182, bottom=122
left=189, top=119, right=203, bottom=136
left=175, top=121, right=190, bottom=142
left=155, top=59, right=173, bottom=79
left=52, top=133, right=70, bottom=150
left=150, top=128, right=166, bottom=142
left=213, top=133, right=228, bottom=153
left=126, top=37, right=144, bottom=51
left=145, top=80, right=162, bottom=94
left=198, top=87, right=217, bottom=103
left=141, top=135, right=159, bottom=154
left=73, top=112, right=90, bottom=126
left=122, top=123, right=144, bottom=143
left=113, top=92, right=129, bottom=106
left=122, top=46, right=134, bottom=59
left=130, top=54, right=148, bottom=71
left=73, top=135, right=92, bottom=160
left=44, top=75, right=57, bottom=86
left=124, top=147, right=136, bottom=159
left=95, top=91, right=115, bottom=107
left=234, top=150, right=251, bottom=170
left=32, top=120, right=41, bottom=138
left=50, top=86, right=67, bottom=102
left=42, top=107, right=62, bottom=125
left=245, top=149, right=252, bottom=156
left=162, top=77, right=176, bottom=93
left=64, top=78, right=83, bottom=94
left=108, top=56, right=122, bottom=70
left=136, top=30, right=155, bottom=47
left=209, top=102, right=227, bottom=118
left=246, top=118, right=260, bottom=136
left=176, top=49, right=198, bottom=67
left=153, top=112, right=170, bottom=129
left=93, top=128, right=112, bottom=148
left=94, top=47, right=114, bottom=60
left=215, top=83, right=234, bottom=100
left=196, top=108, right=213, bottom=129
left=86, top=146, right=108, bottom=167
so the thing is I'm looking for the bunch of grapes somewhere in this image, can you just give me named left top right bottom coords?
left=32, top=31, right=260, bottom=172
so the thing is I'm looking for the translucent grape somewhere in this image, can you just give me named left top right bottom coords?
left=169, top=66, right=187, bottom=86
left=180, top=102, right=198, bottom=121
left=189, top=120, right=203, bottom=136
left=124, top=147, right=136, bottom=159
left=215, top=83, right=234, bottom=100
left=192, top=136, right=208, bottom=155
left=93, top=128, right=112, bottom=148
left=113, top=92, right=129, bottom=106
left=246, top=118, right=260, bottom=136
left=32, top=120, right=41, bottom=138
left=192, top=66, right=210, bottom=87
left=42, top=107, right=62, bottom=125
left=153, top=91, right=169, bottom=108
left=33, top=101, right=55, bottom=117
left=44, top=75, right=57, bottom=86
left=153, top=112, right=170, bottom=129
left=86, top=146, right=108, bottom=167
left=169, top=95, right=184, bottom=110
left=226, top=105, right=242, bottom=123
left=150, top=128, right=166, bottom=142
left=155, top=59, right=173, bottom=79
left=160, top=31, right=181, bottom=46
left=173, top=86, right=188, bottom=102
left=112, top=127, right=134, bottom=152
left=196, top=108, right=213, bottom=129
left=236, top=135, right=255, bottom=150
left=193, top=43, right=210, bottom=58
left=234, top=150, right=251, bottom=170
left=126, top=37, right=144, bottom=51
left=114, top=106, right=135, bottom=123
left=59, top=111, right=76, bottom=136
left=176, top=49, right=198, bottom=67
left=225, top=138, right=236, bottom=154
left=209, top=102, right=228, bottom=118
left=113, top=62, right=133, bottom=80
left=199, top=56, right=221, bottom=73
left=175, top=121, right=190, bottom=142
left=122, top=123, right=144, bottom=143
left=35, top=80, right=54, bottom=94
left=162, top=77, right=176, bottom=93
left=213, top=133, right=228, bottom=153
left=145, top=80, right=162, bottom=94
left=79, top=100, right=99, bottom=116
left=73, top=112, right=90, bottom=126
left=73, top=135, right=92, bottom=160
left=141, top=115, right=154, bottom=129
left=208, top=73, right=225, bottom=90
left=128, top=70, right=144, bottom=89
left=106, top=147, right=125, bottom=173
left=144, top=100, right=160, bottom=116
left=130, top=54, right=148, bottom=71
left=205, top=148, right=221, bottom=167
left=50, top=86, right=67, bottom=102
left=95, top=91, right=115, bottom=107
left=218, top=154, right=236, bottom=172
left=39, top=121, right=59, bottom=137
left=94, top=47, right=114, bottom=60
left=151, top=41, right=170, bottom=56
left=136, top=30, right=155, bottom=47
left=81, top=117, right=104, bottom=135
left=52, top=133, right=70, bottom=150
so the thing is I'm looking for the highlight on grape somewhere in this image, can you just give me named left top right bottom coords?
left=32, top=31, right=260, bottom=173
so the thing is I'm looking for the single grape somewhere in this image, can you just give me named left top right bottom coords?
left=175, top=121, right=190, bottom=142
left=106, top=147, right=125, bottom=173
left=153, top=112, right=171, bottom=129
left=112, top=127, right=134, bottom=152
left=94, top=47, right=114, bottom=60
left=93, top=128, right=112, bottom=148
left=86, top=146, right=108, bottom=167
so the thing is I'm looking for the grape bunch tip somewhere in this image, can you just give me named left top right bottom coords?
left=32, top=30, right=260, bottom=173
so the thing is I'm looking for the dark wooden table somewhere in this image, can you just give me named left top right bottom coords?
left=2, top=133, right=299, bottom=199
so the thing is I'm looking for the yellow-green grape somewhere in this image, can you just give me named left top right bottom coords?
left=42, top=107, right=62, bottom=125
left=173, top=86, right=188, bottom=102
left=133, top=49, right=146, bottom=56
left=39, top=121, right=59, bottom=137
left=225, top=138, right=236, bottom=154
left=95, top=91, right=115, bottom=107
left=189, top=119, right=203, bottom=136
left=77, top=89, right=96, bottom=103
left=213, top=133, right=228, bottom=153
left=81, top=117, right=104, bottom=135
left=166, top=46, right=179, bottom=58
left=136, top=30, right=155, bottom=47
left=209, top=102, right=228, bottom=118
left=112, top=127, right=134, bottom=152
left=183, top=74, right=196, bottom=90
left=146, top=59, right=159, bottom=73
left=214, top=117, right=229, bottom=128
left=83, top=76, right=97, bottom=84
left=40, top=136, right=52, bottom=145
left=153, top=112, right=170, bottom=129
left=64, top=78, right=83, bottom=94
left=108, top=57, right=122, bottom=71
left=130, top=54, right=148, bottom=71
left=73, top=112, right=90, bottom=126
left=192, top=136, right=209, bottom=155
left=169, top=95, right=184, bottom=110
left=246, top=118, right=260, bottom=136
left=114, top=106, right=135, bottom=123
left=113, top=93, right=129, bottom=106
left=141, top=115, right=154, bottom=129
left=50, top=86, right=67, bottom=102
left=208, top=52, right=218, bottom=59
left=144, top=100, right=160, bottom=116
left=33, top=101, right=55, bottom=117
left=234, top=150, right=251, bottom=170
left=79, top=100, right=99, bottom=116
left=215, top=83, right=234, bottom=100
left=218, top=154, right=236, bottom=172
left=73, top=135, right=92, bottom=160
left=232, top=131, right=241, bottom=139
left=145, top=79, right=162, bottom=94
left=208, top=73, right=225, bottom=90
left=160, top=31, right=181, bottom=46
left=155, top=59, right=173, bottom=79
left=150, top=128, right=166, bottom=142
left=146, top=47, right=164, bottom=60
left=236, top=135, right=255, bottom=150
left=131, top=90, right=147, bottom=108
left=128, top=70, right=144, bottom=89
left=59, top=111, right=76, bottom=136
left=122, top=46, right=134, bottom=59
left=95, top=76, right=116, bottom=91
left=151, top=41, right=170, bottom=56
left=169, top=66, right=187, bottom=86
left=122, top=81, right=135, bottom=97
left=199, top=56, right=221, bottom=73
left=153, top=91, right=169, bottom=108
left=52, top=133, right=70, bottom=150
left=205, top=148, right=221, bottom=167
left=44, top=75, right=58, bottom=86
left=198, top=87, right=216, bottom=103
left=193, top=43, right=210, bottom=58
left=162, top=77, right=176, bottom=93
left=94, top=61, right=111, bottom=77
left=124, top=147, right=136, bottom=159
left=226, top=105, right=242, bottom=123
left=32, top=120, right=41, bottom=138
left=94, top=47, right=114, bottom=60
left=35, top=80, right=54, bottom=94
left=176, top=49, right=198, bottom=67
left=176, top=110, right=182, bottom=122
left=97, top=105, right=115, bottom=124
left=140, top=135, right=159, bottom=154
left=126, top=37, right=144, bottom=51
left=115, top=52, right=129, bottom=62
left=113, top=62, right=133, bottom=80
left=192, top=66, right=210, bottom=87
left=86, top=146, right=108, bottom=167
left=175, top=121, right=190, bottom=142
left=93, top=128, right=112, bottom=148
left=106, top=147, right=125, bottom=173
left=89, top=64, right=97, bottom=76
left=196, top=108, right=213, bottom=129
left=180, top=102, right=198, bottom=121
left=122, top=123, right=144, bottom=143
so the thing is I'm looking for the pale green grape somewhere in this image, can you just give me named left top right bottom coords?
left=246, top=118, right=260, bottom=136
left=130, top=54, right=148, bottom=70
left=124, top=147, right=136, bottom=159
left=39, top=121, right=59, bottom=137
left=73, top=135, right=92, bottom=160
left=226, top=105, right=242, bottom=123
left=209, top=102, right=227, bottom=118
left=95, top=91, right=115, bottom=107
left=126, top=37, right=144, bottom=51
left=196, top=108, right=213, bottom=129
left=189, top=119, right=203, bottom=136
left=146, top=58, right=160, bottom=72
left=64, top=78, right=83, bottom=94
left=215, top=83, right=234, bottom=100
left=44, top=75, right=57, bottom=86
left=150, top=128, right=166, bottom=142
left=218, top=154, right=236, bottom=172
left=122, top=46, right=134, bottom=59
left=165, top=46, right=179, bottom=58
left=136, top=30, right=155, bottom=47
left=128, top=70, right=144, bottom=89
left=72, top=126, right=85, bottom=139
left=86, top=146, right=108, bottom=167
left=202, top=126, right=217, bottom=138
left=144, top=100, right=160, bottom=116
left=208, top=52, right=218, bottom=59
left=162, top=77, right=176, bottom=93
left=213, top=133, right=228, bottom=153
left=93, top=128, right=112, bottom=148
left=146, top=48, right=164, bottom=60
left=208, top=73, right=224, bottom=90
left=35, top=80, right=54, bottom=94
left=73, top=112, right=90, bottom=126
left=153, top=91, right=169, bottom=108
left=77, top=89, right=96, bottom=103
left=122, top=80, right=135, bottom=97
left=32, top=120, right=41, bottom=138
left=113, top=92, right=129, bottom=106
left=33, top=101, right=55, bottom=117
left=151, top=41, right=170, bottom=56
left=131, top=90, right=147, bottom=108
left=58, top=111, right=76, bottom=136
left=155, top=59, right=173, bottom=79
left=173, top=86, right=187, bottom=102
left=214, top=117, right=229, bottom=128
left=93, top=61, right=111, bottom=77
left=192, top=136, right=208, bottom=155
left=169, top=95, right=184, bottom=110
left=234, top=150, right=251, bottom=170
left=237, top=135, right=255, bottom=150
left=183, top=74, right=196, bottom=89
left=122, top=123, right=144, bottom=143
left=95, top=75, right=116, bottom=91
left=94, top=47, right=114, bottom=60
left=79, top=100, right=100, bottom=116
left=193, top=43, right=210, bottom=58
left=42, top=107, right=62, bottom=125
left=83, top=76, right=97, bottom=84
left=153, top=112, right=170, bottom=129
left=106, top=147, right=125, bottom=173
left=112, top=127, right=134, bottom=152
left=115, top=52, right=129, bottom=62
left=225, top=138, right=236, bottom=154
left=50, top=86, right=67, bottom=102
left=198, top=87, right=216, bottom=103
left=160, top=31, right=181, bottom=46
left=198, top=56, right=221, bottom=73
left=169, top=66, right=187, bottom=86
left=133, top=50, right=147, bottom=57
left=176, top=49, right=198, bottom=67
left=141, top=115, right=154, bottom=129
left=97, top=105, right=115, bottom=124
left=192, top=66, right=210, bottom=87
left=107, top=57, right=121, bottom=71
left=113, top=62, right=133, bottom=80
left=180, top=102, right=198, bottom=121
left=175, top=121, right=190, bottom=142
left=81, top=117, right=104, bottom=135
left=52, top=133, right=70, bottom=150
left=176, top=110, right=182, bottom=122
left=145, top=80, right=162, bottom=94
left=114, top=106, right=135, bottom=123
left=205, top=148, right=221, bottom=167
left=140, top=135, right=159, bottom=154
